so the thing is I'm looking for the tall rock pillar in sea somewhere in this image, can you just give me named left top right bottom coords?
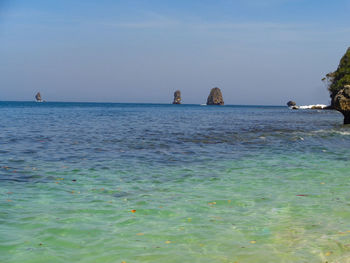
left=35, top=92, right=42, bottom=102
left=173, top=90, right=181, bottom=104
left=207, top=87, right=224, bottom=105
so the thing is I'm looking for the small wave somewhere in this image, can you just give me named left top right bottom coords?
left=334, top=130, right=350, bottom=136
left=298, top=104, right=327, bottom=109
left=306, top=129, right=350, bottom=136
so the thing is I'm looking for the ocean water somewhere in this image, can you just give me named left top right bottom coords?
left=1, top=102, right=350, bottom=263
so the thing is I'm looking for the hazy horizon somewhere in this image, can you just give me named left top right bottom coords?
left=0, top=99, right=296, bottom=106
left=1, top=0, right=350, bottom=105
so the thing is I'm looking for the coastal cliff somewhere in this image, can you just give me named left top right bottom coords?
left=334, top=85, right=350, bottom=124
left=323, top=47, right=350, bottom=107
left=207, top=87, right=224, bottom=105
left=173, top=90, right=181, bottom=104
left=323, top=47, right=350, bottom=123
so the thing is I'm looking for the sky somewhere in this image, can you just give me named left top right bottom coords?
left=0, top=0, right=350, bottom=105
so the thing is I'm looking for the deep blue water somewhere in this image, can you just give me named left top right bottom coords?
left=0, top=102, right=346, bottom=167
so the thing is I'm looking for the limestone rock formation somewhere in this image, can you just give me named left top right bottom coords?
left=333, top=85, right=350, bottom=124
left=323, top=47, right=350, bottom=108
left=173, top=90, right=181, bottom=104
left=35, top=92, right=42, bottom=102
left=287, top=101, right=296, bottom=107
left=207, top=87, right=224, bottom=105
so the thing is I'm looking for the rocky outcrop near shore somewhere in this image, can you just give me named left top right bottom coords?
left=173, top=90, right=181, bottom=104
left=207, top=87, right=224, bottom=105
left=334, top=85, right=350, bottom=124
left=287, top=101, right=296, bottom=107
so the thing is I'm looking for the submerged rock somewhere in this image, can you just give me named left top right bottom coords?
left=299, top=104, right=327, bottom=110
left=207, top=87, right=224, bottom=105
left=334, top=85, right=350, bottom=124
left=173, top=90, right=181, bottom=104
left=289, top=104, right=327, bottom=110
left=311, top=105, right=324, bottom=110
left=287, top=101, right=296, bottom=107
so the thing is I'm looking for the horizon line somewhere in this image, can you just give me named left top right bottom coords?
left=0, top=100, right=287, bottom=107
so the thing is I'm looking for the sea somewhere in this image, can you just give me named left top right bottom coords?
left=1, top=102, right=350, bottom=263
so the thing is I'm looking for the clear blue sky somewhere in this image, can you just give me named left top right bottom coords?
left=1, top=0, right=350, bottom=105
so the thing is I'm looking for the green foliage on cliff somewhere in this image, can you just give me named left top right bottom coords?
left=324, top=47, right=350, bottom=98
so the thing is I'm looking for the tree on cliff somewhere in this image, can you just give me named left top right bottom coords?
left=323, top=47, right=350, bottom=104
left=323, top=47, right=350, bottom=124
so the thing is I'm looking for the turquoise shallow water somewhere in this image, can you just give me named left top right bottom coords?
left=1, top=102, right=350, bottom=263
